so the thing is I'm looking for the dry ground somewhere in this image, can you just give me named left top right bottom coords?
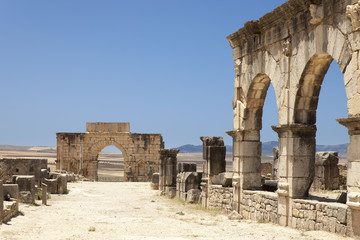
left=0, top=182, right=355, bottom=240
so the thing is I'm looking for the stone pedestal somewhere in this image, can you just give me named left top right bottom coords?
left=272, top=124, right=316, bottom=226
left=337, top=117, right=360, bottom=237
left=159, top=149, right=179, bottom=196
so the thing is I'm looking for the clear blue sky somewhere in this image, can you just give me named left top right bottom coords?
left=0, top=0, right=348, bottom=149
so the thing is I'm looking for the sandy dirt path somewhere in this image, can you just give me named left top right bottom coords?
left=0, top=182, right=355, bottom=240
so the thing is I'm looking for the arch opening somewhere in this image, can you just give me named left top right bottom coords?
left=242, top=73, right=279, bottom=191
left=97, top=145, right=124, bottom=182
left=295, top=52, right=348, bottom=201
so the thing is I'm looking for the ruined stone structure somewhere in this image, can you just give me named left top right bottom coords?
left=311, top=152, right=340, bottom=191
left=159, top=149, right=178, bottom=197
left=57, top=122, right=164, bottom=181
left=227, top=0, right=360, bottom=236
left=0, top=158, right=47, bottom=184
left=200, top=137, right=227, bottom=208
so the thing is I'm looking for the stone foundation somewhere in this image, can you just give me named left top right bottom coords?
left=208, top=185, right=233, bottom=212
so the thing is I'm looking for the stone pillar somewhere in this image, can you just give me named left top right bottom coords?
left=0, top=180, right=3, bottom=224
left=272, top=124, right=316, bottom=226
left=226, top=130, right=261, bottom=212
left=159, top=149, right=179, bottom=197
left=200, top=136, right=226, bottom=208
left=337, top=117, right=360, bottom=237
left=41, top=183, right=47, bottom=205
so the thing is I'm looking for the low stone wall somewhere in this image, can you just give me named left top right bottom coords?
left=208, top=185, right=233, bottom=212
left=291, top=199, right=348, bottom=235
left=240, top=190, right=278, bottom=224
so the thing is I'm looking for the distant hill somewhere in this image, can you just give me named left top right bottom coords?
left=0, top=145, right=56, bottom=153
left=173, top=141, right=348, bottom=156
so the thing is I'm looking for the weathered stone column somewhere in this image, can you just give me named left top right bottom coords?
left=272, top=124, right=316, bottom=226
left=337, top=117, right=360, bottom=237
left=226, top=130, right=261, bottom=212
left=159, top=149, right=179, bottom=197
left=0, top=180, right=3, bottom=224
left=200, top=137, right=226, bottom=208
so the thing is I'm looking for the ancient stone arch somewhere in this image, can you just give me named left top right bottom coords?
left=56, top=122, right=164, bottom=181
left=227, top=0, right=360, bottom=234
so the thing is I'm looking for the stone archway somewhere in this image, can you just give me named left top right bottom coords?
left=227, top=0, right=360, bottom=234
left=56, top=122, right=164, bottom=182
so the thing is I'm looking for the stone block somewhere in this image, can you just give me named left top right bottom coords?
left=43, top=179, right=58, bottom=194
left=218, top=172, right=233, bottom=187
left=57, top=174, right=68, bottom=194
left=177, top=162, right=197, bottom=173
left=152, top=173, right=159, bottom=184
left=12, top=175, right=35, bottom=204
left=208, top=146, right=226, bottom=175
left=186, top=189, right=201, bottom=203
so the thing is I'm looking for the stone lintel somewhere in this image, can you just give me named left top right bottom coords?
left=337, top=117, right=360, bottom=135
left=271, top=124, right=317, bottom=138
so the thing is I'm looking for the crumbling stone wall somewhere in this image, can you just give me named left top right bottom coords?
left=291, top=199, right=348, bottom=235
left=240, top=191, right=278, bottom=224
left=208, top=185, right=233, bottom=212
left=0, top=158, right=47, bottom=184
left=57, top=122, right=164, bottom=181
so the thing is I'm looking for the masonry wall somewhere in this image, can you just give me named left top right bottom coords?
left=240, top=191, right=278, bottom=224
left=208, top=185, right=233, bottom=212
left=291, top=199, right=348, bottom=235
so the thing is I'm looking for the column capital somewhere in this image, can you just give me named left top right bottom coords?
left=200, top=136, right=224, bottom=147
left=337, top=117, right=360, bottom=135
left=271, top=124, right=316, bottom=137
left=226, top=130, right=260, bottom=141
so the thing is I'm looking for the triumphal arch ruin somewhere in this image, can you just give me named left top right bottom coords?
left=227, top=0, right=360, bottom=235
left=56, top=122, right=164, bottom=181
